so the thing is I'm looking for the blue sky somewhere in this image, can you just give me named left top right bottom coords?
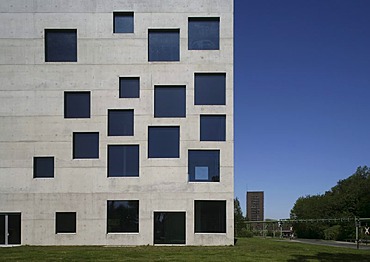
left=234, top=0, right=370, bottom=219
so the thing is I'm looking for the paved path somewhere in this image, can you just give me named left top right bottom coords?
left=287, top=238, right=370, bottom=250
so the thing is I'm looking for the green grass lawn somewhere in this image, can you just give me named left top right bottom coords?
left=0, top=238, right=369, bottom=262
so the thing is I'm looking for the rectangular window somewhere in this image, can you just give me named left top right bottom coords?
left=119, top=77, right=140, bottom=98
left=107, top=200, right=139, bottom=233
left=188, top=17, right=220, bottom=50
left=108, top=145, right=139, bottom=177
left=56, top=212, right=76, bottom=233
left=113, top=12, right=134, bottom=33
left=154, top=86, right=186, bottom=118
left=64, top=91, right=90, bottom=118
left=154, top=212, right=186, bottom=244
left=148, top=29, right=180, bottom=62
left=188, top=150, right=220, bottom=182
left=108, top=109, right=134, bottom=136
left=45, top=29, right=77, bottom=62
left=195, top=73, right=226, bottom=105
left=200, top=115, right=226, bottom=141
left=194, top=200, right=226, bottom=233
left=73, top=132, right=99, bottom=159
left=148, top=126, right=180, bottom=158
left=33, top=157, right=54, bottom=178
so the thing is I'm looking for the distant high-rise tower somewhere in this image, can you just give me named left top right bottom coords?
left=247, top=191, right=264, bottom=221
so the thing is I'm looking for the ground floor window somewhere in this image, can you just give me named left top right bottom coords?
left=154, top=212, right=185, bottom=244
left=0, top=213, right=21, bottom=245
left=56, top=212, right=76, bottom=233
left=107, top=200, right=139, bottom=233
left=195, top=200, right=226, bottom=233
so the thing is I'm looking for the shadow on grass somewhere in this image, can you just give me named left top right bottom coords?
left=287, top=252, right=369, bottom=262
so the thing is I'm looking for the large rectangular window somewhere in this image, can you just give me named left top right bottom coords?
left=108, top=145, right=139, bottom=177
left=45, top=29, right=77, bottom=62
left=154, top=86, right=186, bottom=118
left=56, top=212, right=76, bottom=233
left=119, top=77, right=140, bottom=98
left=154, top=212, right=185, bottom=244
left=33, top=157, right=54, bottom=178
left=148, top=29, right=180, bottom=62
left=148, top=127, right=180, bottom=158
left=73, top=132, right=99, bottom=159
left=188, top=17, right=220, bottom=50
left=200, top=115, right=226, bottom=141
left=108, top=109, right=134, bottom=136
left=195, top=200, right=226, bottom=233
left=195, top=73, right=226, bottom=105
left=113, top=12, right=134, bottom=33
left=107, top=200, right=139, bottom=233
left=64, top=91, right=90, bottom=118
left=188, top=150, right=220, bottom=182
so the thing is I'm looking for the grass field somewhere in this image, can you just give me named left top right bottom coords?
left=0, top=237, right=369, bottom=261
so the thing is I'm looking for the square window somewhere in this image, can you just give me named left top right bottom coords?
left=200, top=115, right=226, bottom=141
left=56, top=212, right=76, bottom=233
left=154, top=86, right=186, bottom=118
left=45, top=29, right=77, bottom=62
left=107, top=200, right=139, bottom=233
left=188, top=150, right=220, bottom=182
left=188, top=17, right=220, bottom=50
left=195, top=73, right=226, bottom=105
left=33, top=157, right=54, bottom=178
left=64, top=92, right=90, bottom=118
left=194, top=200, right=226, bottom=233
left=154, top=212, right=186, bottom=244
left=113, top=12, right=134, bottom=33
left=119, top=77, right=140, bottom=98
left=148, top=29, right=180, bottom=62
left=148, top=127, right=179, bottom=158
left=108, top=145, right=139, bottom=177
left=73, top=132, right=99, bottom=159
left=108, top=109, right=134, bottom=136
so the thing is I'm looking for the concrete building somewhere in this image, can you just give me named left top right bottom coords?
left=0, top=0, right=233, bottom=245
left=246, top=192, right=264, bottom=222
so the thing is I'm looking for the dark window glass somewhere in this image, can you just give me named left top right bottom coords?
left=108, top=109, right=134, bottom=136
left=148, top=29, right=180, bottom=62
left=0, top=215, right=4, bottom=244
left=154, top=86, right=186, bottom=118
left=7, top=214, right=21, bottom=245
left=195, top=73, right=226, bottom=105
left=119, top=77, right=140, bottom=98
left=56, top=212, right=76, bottom=233
left=188, top=150, right=220, bottom=182
left=73, top=132, right=99, bottom=159
left=64, top=92, right=90, bottom=118
left=108, top=145, right=139, bottom=177
left=148, top=127, right=179, bottom=158
left=195, top=200, right=226, bottom=233
left=188, top=18, right=220, bottom=50
left=107, top=200, right=139, bottom=233
left=200, top=115, right=226, bottom=141
left=154, top=212, right=185, bottom=244
left=33, top=157, right=54, bottom=178
left=113, top=12, right=134, bottom=33
left=45, top=29, right=77, bottom=62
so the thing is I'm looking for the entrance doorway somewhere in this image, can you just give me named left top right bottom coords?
left=0, top=213, right=21, bottom=245
left=154, top=212, right=185, bottom=244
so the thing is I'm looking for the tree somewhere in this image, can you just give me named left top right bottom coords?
left=234, top=197, right=245, bottom=237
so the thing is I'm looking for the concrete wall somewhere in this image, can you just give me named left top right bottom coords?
left=0, top=0, right=234, bottom=245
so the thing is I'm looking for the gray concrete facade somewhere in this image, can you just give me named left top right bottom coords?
left=0, top=0, right=234, bottom=245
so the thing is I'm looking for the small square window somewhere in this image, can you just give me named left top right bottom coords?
left=195, top=73, right=226, bottom=105
left=154, top=86, right=186, bottom=118
left=108, top=109, right=134, bottom=136
left=148, top=29, right=180, bottom=62
left=45, top=29, right=77, bottom=62
left=113, top=12, right=134, bottom=33
left=108, top=145, right=139, bottom=177
left=56, top=212, right=76, bottom=233
left=33, top=157, right=54, bottom=178
left=188, top=17, right=220, bottom=50
left=148, top=126, right=179, bottom=158
left=194, top=200, right=226, bottom=233
left=107, top=200, right=139, bottom=233
left=188, top=150, right=220, bottom=182
left=119, top=77, right=140, bottom=98
left=73, top=132, right=99, bottom=159
left=64, top=92, right=90, bottom=118
left=200, top=115, right=226, bottom=141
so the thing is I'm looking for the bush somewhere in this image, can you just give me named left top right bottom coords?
left=238, top=228, right=254, bottom=238
left=324, top=225, right=341, bottom=240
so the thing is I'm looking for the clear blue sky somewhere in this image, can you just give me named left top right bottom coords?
left=234, top=0, right=370, bottom=219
